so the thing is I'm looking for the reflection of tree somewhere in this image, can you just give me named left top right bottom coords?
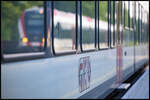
left=99, top=1, right=108, bottom=21
left=1, top=1, right=43, bottom=41
left=54, top=1, right=108, bottom=21
left=1, top=1, right=140, bottom=42
left=82, top=1, right=95, bottom=19
left=54, top=1, right=75, bottom=13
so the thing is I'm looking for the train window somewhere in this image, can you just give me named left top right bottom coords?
left=122, top=2, right=128, bottom=46
left=141, top=10, right=143, bottom=43
left=135, top=2, right=137, bottom=45
left=145, top=13, right=147, bottom=44
left=130, top=2, right=133, bottom=29
left=114, top=2, right=118, bottom=47
left=110, top=1, right=115, bottom=47
left=142, top=10, right=145, bottom=44
left=141, top=7, right=143, bottom=43
left=124, top=1, right=129, bottom=28
left=135, top=2, right=138, bottom=45
left=81, top=1, right=95, bottom=50
left=145, top=13, right=149, bottom=43
left=142, top=8, right=146, bottom=44
left=141, top=10, right=145, bottom=44
left=139, top=4, right=141, bottom=44
left=129, top=2, right=134, bottom=46
left=1, top=1, right=46, bottom=59
left=99, top=1, right=108, bottom=48
left=143, top=12, right=147, bottom=43
left=136, top=2, right=139, bottom=45
left=123, top=2, right=125, bottom=27
left=128, top=1, right=130, bottom=28
left=137, top=3, right=140, bottom=44
left=53, top=1, right=76, bottom=53
left=140, top=7, right=143, bottom=44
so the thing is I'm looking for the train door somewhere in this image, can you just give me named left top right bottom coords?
left=116, top=1, right=123, bottom=86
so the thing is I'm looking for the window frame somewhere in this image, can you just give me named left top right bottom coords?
left=97, top=1, right=100, bottom=49
left=141, top=6, right=143, bottom=44
left=110, top=1, right=116, bottom=48
left=51, top=1, right=78, bottom=55
left=137, top=3, right=139, bottom=44
left=80, top=1, right=97, bottom=52
left=138, top=3, right=141, bottom=44
left=124, top=1, right=129, bottom=30
left=113, top=1, right=116, bottom=48
left=98, top=1, right=110, bottom=50
left=1, top=1, right=50, bottom=63
left=124, top=1, right=125, bottom=28
left=129, top=1, right=134, bottom=30
left=131, top=2, right=134, bottom=29
left=134, top=2, right=138, bottom=46
left=108, top=1, right=111, bottom=48
left=128, top=1, right=130, bottom=28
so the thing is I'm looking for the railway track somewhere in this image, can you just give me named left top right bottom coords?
left=105, top=63, right=149, bottom=99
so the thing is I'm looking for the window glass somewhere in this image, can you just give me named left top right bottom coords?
left=115, top=2, right=118, bottom=46
left=110, top=1, right=116, bottom=47
left=110, top=1, right=113, bottom=47
left=143, top=12, right=147, bottom=43
left=124, top=1, right=129, bottom=28
left=142, top=12, right=144, bottom=43
left=99, top=1, right=108, bottom=48
left=123, top=1, right=131, bottom=46
left=135, top=2, right=139, bottom=45
left=146, top=14, right=149, bottom=43
left=123, top=2, right=125, bottom=27
left=139, top=5, right=141, bottom=44
left=1, top=1, right=44, bottom=55
left=140, top=7, right=143, bottom=44
left=53, top=1, right=76, bottom=53
left=130, top=2, right=133, bottom=29
left=140, top=6, right=142, bottom=44
left=129, top=2, right=134, bottom=46
left=82, top=1, right=95, bottom=50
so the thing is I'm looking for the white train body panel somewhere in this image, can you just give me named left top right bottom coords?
left=2, top=45, right=149, bottom=98
left=2, top=49, right=117, bottom=98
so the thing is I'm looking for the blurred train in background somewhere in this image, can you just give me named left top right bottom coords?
left=1, top=1, right=149, bottom=99
left=18, top=7, right=44, bottom=51
left=14, top=6, right=108, bottom=52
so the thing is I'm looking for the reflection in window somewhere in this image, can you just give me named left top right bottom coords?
left=53, top=1, right=76, bottom=53
left=110, top=1, right=115, bottom=47
left=114, top=2, right=118, bottom=46
left=130, top=2, right=133, bottom=29
left=1, top=1, right=44, bottom=54
left=142, top=12, right=147, bottom=43
left=82, top=1, right=95, bottom=50
left=124, top=1, right=129, bottom=28
left=129, top=2, right=134, bottom=46
left=139, top=4, right=141, bottom=44
left=123, top=2, right=130, bottom=46
left=99, top=1, right=108, bottom=48
left=140, top=4, right=142, bottom=44
left=135, top=2, right=139, bottom=45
